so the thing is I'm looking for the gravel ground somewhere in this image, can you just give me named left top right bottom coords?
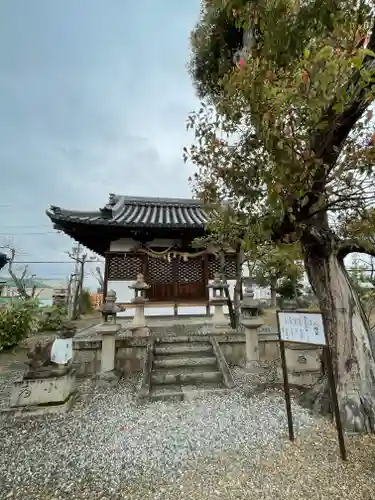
left=0, top=368, right=374, bottom=499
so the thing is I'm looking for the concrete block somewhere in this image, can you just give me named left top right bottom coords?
left=285, top=346, right=321, bottom=373
left=74, top=350, right=97, bottom=364
left=10, top=370, right=76, bottom=408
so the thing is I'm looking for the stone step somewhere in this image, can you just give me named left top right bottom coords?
left=153, top=353, right=217, bottom=369
left=155, top=336, right=210, bottom=344
left=154, top=342, right=213, bottom=355
left=151, top=365, right=222, bottom=385
left=150, top=382, right=228, bottom=402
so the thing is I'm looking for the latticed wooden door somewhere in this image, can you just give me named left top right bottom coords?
left=147, top=257, right=175, bottom=301
left=176, top=258, right=206, bottom=301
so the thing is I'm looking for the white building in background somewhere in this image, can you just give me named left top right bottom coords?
left=0, top=277, right=66, bottom=306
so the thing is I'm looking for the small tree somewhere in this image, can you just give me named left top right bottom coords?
left=79, top=289, right=94, bottom=315
left=250, top=244, right=304, bottom=307
left=0, top=300, right=38, bottom=351
left=92, top=266, right=104, bottom=293
left=186, top=1, right=375, bottom=431
left=193, top=206, right=245, bottom=327
left=276, top=276, right=303, bottom=302
left=0, top=244, right=38, bottom=299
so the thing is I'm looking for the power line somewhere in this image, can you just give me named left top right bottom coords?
left=0, top=233, right=60, bottom=236
left=0, top=226, right=51, bottom=230
left=12, top=261, right=103, bottom=264
left=0, top=206, right=45, bottom=210
left=12, top=261, right=79, bottom=264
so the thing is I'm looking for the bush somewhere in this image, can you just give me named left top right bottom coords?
left=38, top=305, right=67, bottom=332
left=79, top=289, right=93, bottom=315
left=0, top=300, right=39, bottom=351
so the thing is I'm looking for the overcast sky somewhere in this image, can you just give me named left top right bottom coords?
left=0, top=0, right=201, bottom=288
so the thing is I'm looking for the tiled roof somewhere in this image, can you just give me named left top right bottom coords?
left=47, top=194, right=210, bottom=230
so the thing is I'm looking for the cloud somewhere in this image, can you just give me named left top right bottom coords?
left=0, top=0, right=201, bottom=288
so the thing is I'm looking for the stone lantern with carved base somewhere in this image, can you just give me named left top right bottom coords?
left=129, top=273, right=150, bottom=329
left=207, top=273, right=229, bottom=327
left=240, top=277, right=264, bottom=372
left=96, top=289, right=121, bottom=387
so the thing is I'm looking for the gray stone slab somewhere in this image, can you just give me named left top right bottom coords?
left=1, top=392, right=76, bottom=419
left=10, top=370, right=76, bottom=408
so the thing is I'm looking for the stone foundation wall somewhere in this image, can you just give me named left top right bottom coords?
left=73, top=331, right=322, bottom=386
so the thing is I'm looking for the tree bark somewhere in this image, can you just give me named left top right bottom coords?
left=302, top=242, right=375, bottom=433
left=270, top=278, right=277, bottom=308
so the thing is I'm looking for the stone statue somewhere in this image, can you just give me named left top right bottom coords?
left=25, top=323, right=76, bottom=379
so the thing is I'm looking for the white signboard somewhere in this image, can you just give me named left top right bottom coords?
left=50, top=338, right=73, bottom=365
left=277, top=312, right=326, bottom=346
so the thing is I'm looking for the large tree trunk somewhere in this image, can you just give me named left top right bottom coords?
left=302, top=242, right=375, bottom=433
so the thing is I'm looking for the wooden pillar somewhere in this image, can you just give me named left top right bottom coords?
left=103, top=252, right=109, bottom=302
left=172, top=257, right=178, bottom=316
left=203, top=254, right=210, bottom=315
left=142, top=254, right=149, bottom=300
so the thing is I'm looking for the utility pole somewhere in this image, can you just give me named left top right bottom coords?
left=67, top=244, right=97, bottom=320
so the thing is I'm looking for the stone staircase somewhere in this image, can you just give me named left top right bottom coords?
left=139, top=337, right=235, bottom=401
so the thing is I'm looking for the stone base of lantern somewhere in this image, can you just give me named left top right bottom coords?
left=210, top=299, right=229, bottom=327
left=242, top=324, right=264, bottom=373
left=127, top=326, right=150, bottom=337
left=130, top=301, right=147, bottom=329
left=97, top=323, right=120, bottom=387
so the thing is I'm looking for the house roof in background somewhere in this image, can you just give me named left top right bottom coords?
left=0, top=278, right=54, bottom=289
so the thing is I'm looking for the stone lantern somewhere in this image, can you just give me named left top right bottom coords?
left=100, top=289, right=122, bottom=324
left=129, top=273, right=150, bottom=329
left=282, top=298, right=298, bottom=311
left=207, top=273, right=229, bottom=327
left=240, top=277, right=264, bottom=371
left=96, top=289, right=121, bottom=386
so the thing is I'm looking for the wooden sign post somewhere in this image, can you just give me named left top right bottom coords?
left=276, top=310, right=347, bottom=461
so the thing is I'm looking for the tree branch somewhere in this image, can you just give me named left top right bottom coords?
left=338, top=239, right=375, bottom=259
left=0, top=244, right=34, bottom=299
left=274, top=22, right=375, bottom=241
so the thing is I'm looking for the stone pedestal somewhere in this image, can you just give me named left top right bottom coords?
left=4, top=366, right=76, bottom=417
left=98, top=323, right=119, bottom=373
left=97, top=323, right=120, bottom=386
left=131, top=299, right=147, bottom=329
left=211, top=297, right=229, bottom=326
left=242, top=319, right=264, bottom=371
left=240, top=278, right=264, bottom=372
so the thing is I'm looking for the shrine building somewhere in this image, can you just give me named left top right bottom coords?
left=46, top=194, right=239, bottom=317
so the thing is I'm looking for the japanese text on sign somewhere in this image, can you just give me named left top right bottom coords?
left=277, top=312, right=326, bottom=346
